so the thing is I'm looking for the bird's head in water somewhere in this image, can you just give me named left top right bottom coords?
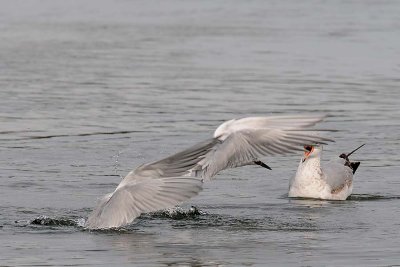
left=302, top=145, right=322, bottom=163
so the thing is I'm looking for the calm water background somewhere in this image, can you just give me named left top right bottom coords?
left=1, top=0, right=400, bottom=266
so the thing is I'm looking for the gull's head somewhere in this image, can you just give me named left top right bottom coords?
left=302, top=145, right=322, bottom=163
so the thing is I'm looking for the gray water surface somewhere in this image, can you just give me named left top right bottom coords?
left=1, top=0, right=400, bottom=266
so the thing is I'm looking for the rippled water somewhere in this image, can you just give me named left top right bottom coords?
left=1, top=0, right=400, bottom=266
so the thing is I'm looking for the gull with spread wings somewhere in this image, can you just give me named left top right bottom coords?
left=85, top=114, right=333, bottom=229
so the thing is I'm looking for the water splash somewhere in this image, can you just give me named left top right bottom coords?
left=112, top=150, right=124, bottom=179
left=146, top=206, right=206, bottom=220
left=27, top=215, right=84, bottom=227
left=76, top=217, right=86, bottom=227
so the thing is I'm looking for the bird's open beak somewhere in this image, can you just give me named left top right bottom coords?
left=302, top=145, right=314, bottom=162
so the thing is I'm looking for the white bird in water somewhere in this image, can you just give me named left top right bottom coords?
left=289, top=144, right=364, bottom=200
left=85, top=114, right=333, bottom=229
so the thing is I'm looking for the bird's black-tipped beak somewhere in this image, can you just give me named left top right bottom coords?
left=254, top=160, right=272, bottom=170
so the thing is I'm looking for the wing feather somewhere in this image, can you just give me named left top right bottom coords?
left=85, top=139, right=216, bottom=229
left=214, top=114, right=327, bottom=139
left=200, top=124, right=333, bottom=179
left=85, top=176, right=203, bottom=229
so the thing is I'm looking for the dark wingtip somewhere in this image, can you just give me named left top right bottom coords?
left=254, top=160, right=272, bottom=170
left=347, top=144, right=366, bottom=157
left=350, top=162, right=360, bottom=174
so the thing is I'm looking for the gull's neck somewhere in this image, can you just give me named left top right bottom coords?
left=302, top=156, right=321, bottom=171
left=295, top=153, right=323, bottom=184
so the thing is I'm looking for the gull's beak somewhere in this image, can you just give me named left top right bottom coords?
left=302, top=145, right=314, bottom=162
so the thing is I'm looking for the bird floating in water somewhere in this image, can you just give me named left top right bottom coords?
left=288, top=144, right=365, bottom=200
left=85, top=114, right=333, bottom=229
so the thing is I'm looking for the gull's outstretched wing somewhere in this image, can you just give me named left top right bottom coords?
left=214, top=115, right=329, bottom=140
left=86, top=114, right=333, bottom=229
left=198, top=115, right=333, bottom=179
left=85, top=176, right=203, bottom=229
left=85, top=138, right=218, bottom=229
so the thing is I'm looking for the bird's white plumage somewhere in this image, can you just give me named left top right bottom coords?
left=86, top=114, right=332, bottom=229
left=289, top=146, right=354, bottom=200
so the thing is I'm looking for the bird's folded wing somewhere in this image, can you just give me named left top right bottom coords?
left=323, top=160, right=354, bottom=190
left=199, top=128, right=333, bottom=179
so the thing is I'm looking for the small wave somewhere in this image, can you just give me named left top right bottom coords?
left=348, top=194, right=400, bottom=201
left=14, top=206, right=325, bottom=233
left=83, top=207, right=206, bottom=233
left=283, top=193, right=400, bottom=202
left=18, top=207, right=204, bottom=231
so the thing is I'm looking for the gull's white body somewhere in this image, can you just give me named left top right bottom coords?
left=86, top=114, right=332, bottom=229
left=289, top=146, right=354, bottom=200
